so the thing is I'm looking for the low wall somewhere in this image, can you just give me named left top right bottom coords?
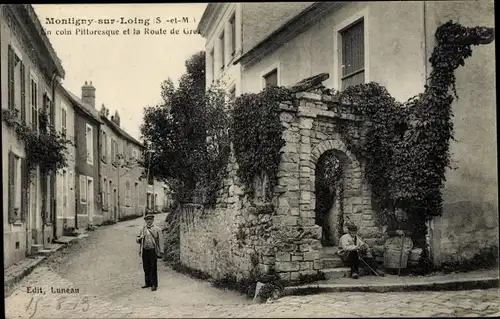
left=430, top=200, right=499, bottom=265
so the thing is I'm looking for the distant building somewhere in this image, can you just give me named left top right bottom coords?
left=146, top=180, right=172, bottom=213
left=63, top=82, right=102, bottom=229
left=99, top=103, right=147, bottom=222
left=1, top=4, right=65, bottom=267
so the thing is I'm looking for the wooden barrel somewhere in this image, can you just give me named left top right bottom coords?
left=383, top=236, right=414, bottom=269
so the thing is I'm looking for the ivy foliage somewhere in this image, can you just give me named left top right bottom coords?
left=336, top=21, right=495, bottom=240
left=140, top=51, right=231, bottom=206
left=2, top=108, right=73, bottom=181
left=231, top=86, right=292, bottom=199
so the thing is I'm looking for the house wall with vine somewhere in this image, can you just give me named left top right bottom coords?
left=237, top=0, right=497, bottom=266
left=423, top=0, right=497, bottom=266
left=1, top=4, right=65, bottom=267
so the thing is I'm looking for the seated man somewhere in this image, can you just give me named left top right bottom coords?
left=338, top=223, right=385, bottom=279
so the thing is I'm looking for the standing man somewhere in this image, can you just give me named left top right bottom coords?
left=338, top=223, right=385, bottom=279
left=137, top=213, right=162, bottom=291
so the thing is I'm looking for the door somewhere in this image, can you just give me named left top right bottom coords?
left=113, top=189, right=118, bottom=221
left=87, top=178, right=94, bottom=224
left=30, top=176, right=38, bottom=244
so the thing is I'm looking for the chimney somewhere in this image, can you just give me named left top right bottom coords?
left=81, top=80, right=96, bottom=108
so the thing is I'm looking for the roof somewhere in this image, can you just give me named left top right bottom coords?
left=59, top=86, right=102, bottom=123
left=233, top=2, right=339, bottom=66
left=101, top=115, right=144, bottom=148
left=197, top=3, right=218, bottom=37
left=24, top=5, right=65, bottom=78
left=4, top=5, right=65, bottom=78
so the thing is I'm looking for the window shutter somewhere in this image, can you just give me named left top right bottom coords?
left=8, top=46, right=15, bottom=110
left=20, top=62, right=26, bottom=122
left=8, top=152, right=16, bottom=223
left=21, top=158, right=28, bottom=222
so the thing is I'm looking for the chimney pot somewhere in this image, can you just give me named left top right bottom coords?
left=82, top=81, right=96, bottom=108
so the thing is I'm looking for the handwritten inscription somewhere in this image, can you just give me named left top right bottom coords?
left=25, top=296, right=89, bottom=319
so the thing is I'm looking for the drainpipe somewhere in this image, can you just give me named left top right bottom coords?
left=51, top=72, right=59, bottom=240
left=423, top=1, right=428, bottom=85
left=97, top=119, right=102, bottom=224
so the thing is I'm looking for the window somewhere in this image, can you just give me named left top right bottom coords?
left=86, top=123, right=93, bottom=165
left=43, top=92, right=54, bottom=126
left=101, top=131, right=107, bottom=162
left=108, top=180, right=112, bottom=207
left=61, top=106, right=67, bottom=137
left=135, top=182, right=139, bottom=207
left=80, top=175, right=87, bottom=203
left=125, top=181, right=131, bottom=206
left=147, top=193, right=152, bottom=209
left=8, top=152, right=23, bottom=223
left=219, top=31, right=225, bottom=69
left=102, top=177, right=107, bottom=207
left=229, top=14, right=236, bottom=57
left=263, top=69, right=278, bottom=87
left=111, top=139, right=116, bottom=165
left=209, top=48, right=215, bottom=81
left=62, top=170, right=67, bottom=209
left=8, top=45, right=25, bottom=120
left=30, top=75, right=38, bottom=130
left=340, top=19, right=365, bottom=89
left=229, top=86, right=236, bottom=103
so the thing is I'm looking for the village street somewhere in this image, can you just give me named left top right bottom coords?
left=4, top=213, right=499, bottom=318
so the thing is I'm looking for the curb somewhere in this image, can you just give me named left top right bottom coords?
left=4, top=256, right=47, bottom=298
left=282, top=277, right=499, bottom=296
left=4, top=235, right=89, bottom=298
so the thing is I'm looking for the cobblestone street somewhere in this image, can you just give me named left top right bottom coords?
left=5, top=215, right=500, bottom=318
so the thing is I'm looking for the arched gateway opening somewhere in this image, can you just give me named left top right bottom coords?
left=314, top=151, right=343, bottom=246
left=309, top=138, right=364, bottom=249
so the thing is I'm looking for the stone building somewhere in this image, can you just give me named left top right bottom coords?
left=64, top=83, right=103, bottom=229
left=182, top=0, right=497, bottom=282
left=1, top=4, right=65, bottom=267
left=54, top=85, right=77, bottom=237
left=98, top=103, right=148, bottom=222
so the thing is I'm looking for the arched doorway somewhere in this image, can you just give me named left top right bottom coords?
left=314, top=151, right=344, bottom=247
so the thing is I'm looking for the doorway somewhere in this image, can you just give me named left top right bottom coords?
left=87, top=177, right=94, bottom=225
left=314, top=151, right=344, bottom=247
left=113, top=189, right=118, bottom=221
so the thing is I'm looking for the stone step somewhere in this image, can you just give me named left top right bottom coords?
left=320, top=267, right=350, bottom=280
left=322, top=257, right=344, bottom=269
left=30, top=244, right=44, bottom=255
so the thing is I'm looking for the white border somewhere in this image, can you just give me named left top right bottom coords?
left=332, top=7, right=370, bottom=90
left=260, top=61, right=281, bottom=90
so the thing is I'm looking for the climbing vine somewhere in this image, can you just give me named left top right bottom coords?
left=231, top=86, right=292, bottom=199
left=335, top=21, right=495, bottom=242
left=2, top=109, right=74, bottom=182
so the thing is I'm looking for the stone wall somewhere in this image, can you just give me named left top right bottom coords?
left=179, top=89, right=383, bottom=283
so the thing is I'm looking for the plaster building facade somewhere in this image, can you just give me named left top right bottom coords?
left=54, top=86, right=77, bottom=237
left=98, top=107, right=148, bottom=222
left=192, top=1, right=497, bottom=272
left=1, top=4, right=65, bottom=267
left=65, top=82, right=103, bottom=229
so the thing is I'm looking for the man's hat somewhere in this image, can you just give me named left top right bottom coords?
left=144, top=213, right=154, bottom=220
left=346, top=223, right=358, bottom=231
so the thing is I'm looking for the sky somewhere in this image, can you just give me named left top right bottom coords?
left=33, top=4, right=207, bottom=141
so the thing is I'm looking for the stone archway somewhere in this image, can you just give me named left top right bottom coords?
left=309, top=137, right=363, bottom=246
